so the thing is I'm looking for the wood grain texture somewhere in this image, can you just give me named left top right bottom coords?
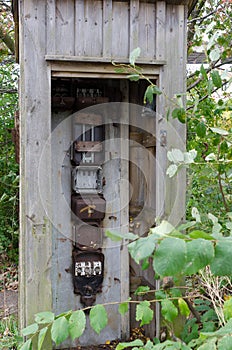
left=19, top=3, right=52, bottom=349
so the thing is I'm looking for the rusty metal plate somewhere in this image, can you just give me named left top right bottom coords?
left=73, top=222, right=102, bottom=248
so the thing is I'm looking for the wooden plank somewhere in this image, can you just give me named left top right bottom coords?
left=85, top=1, right=103, bottom=57
left=119, top=80, right=130, bottom=339
left=75, top=0, right=103, bottom=57
left=138, top=2, right=156, bottom=59
left=55, top=0, right=75, bottom=55
left=75, top=141, right=103, bottom=152
left=74, top=112, right=103, bottom=125
left=101, top=97, right=128, bottom=342
left=112, top=1, right=129, bottom=58
left=164, top=4, right=187, bottom=226
left=156, top=1, right=166, bottom=60
left=128, top=96, right=156, bottom=338
left=45, top=54, right=166, bottom=65
left=103, top=0, right=113, bottom=58
left=46, top=0, right=56, bottom=54
left=49, top=61, right=161, bottom=77
left=130, top=0, right=140, bottom=52
left=75, top=0, right=85, bottom=56
left=19, top=3, right=52, bottom=348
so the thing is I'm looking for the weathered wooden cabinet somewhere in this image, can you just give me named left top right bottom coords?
left=17, top=0, right=188, bottom=347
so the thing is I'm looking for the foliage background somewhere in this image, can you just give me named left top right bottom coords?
left=0, top=0, right=19, bottom=260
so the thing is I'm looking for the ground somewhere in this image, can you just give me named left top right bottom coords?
left=0, top=262, right=18, bottom=318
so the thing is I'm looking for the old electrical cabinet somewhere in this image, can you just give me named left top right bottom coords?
left=17, top=0, right=189, bottom=347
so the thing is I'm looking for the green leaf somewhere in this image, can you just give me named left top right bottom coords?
left=201, top=319, right=232, bottom=337
left=218, top=335, right=232, bottom=350
left=22, top=323, right=39, bottom=336
left=185, top=239, right=214, bottom=275
left=223, top=298, right=232, bottom=321
left=135, top=286, right=150, bottom=295
left=115, top=67, right=126, bottom=74
left=144, top=85, right=162, bottom=104
left=161, top=299, right=178, bottom=322
left=207, top=79, right=214, bottom=95
left=105, top=230, right=138, bottom=242
left=68, top=310, right=86, bottom=340
left=127, top=74, right=140, bottom=81
left=152, top=85, right=162, bottom=95
left=128, top=234, right=157, bottom=264
left=198, top=337, right=217, bottom=349
left=35, top=311, right=55, bottom=324
left=200, top=64, right=208, bottom=80
left=196, top=122, right=207, bottom=138
left=142, top=257, right=150, bottom=270
left=144, top=85, right=154, bottom=103
left=153, top=238, right=186, bottom=276
left=177, top=221, right=197, bottom=231
left=19, top=339, right=32, bottom=350
left=38, top=327, right=48, bottom=350
left=155, top=289, right=167, bottom=300
left=51, top=316, right=69, bottom=345
left=136, top=300, right=154, bottom=326
left=189, top=230, right=213, bottom=240
left=118, top=302, right=129, bottom=315
left=116, top=339, right=144, bottom=350
left=172, top=107, right=186, bottom=123
left=89, top=305, right=108, bottom=334
left=211, top=70, right=222, bottom=88
left=220, top=140, right=228, bottom=153
left=210, top=239, right=232, bottom=276
left=178, top=298, right=190, bottom=317
left=129, top=47, right=141, bottom=65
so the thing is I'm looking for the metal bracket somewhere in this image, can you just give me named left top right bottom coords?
left=160, top=130, right=167, bottom=147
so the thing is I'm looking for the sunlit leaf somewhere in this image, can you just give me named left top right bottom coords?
left=209, top=47, right=220, bottom=61
left=161, top=299, right=178, bottom=322
left=116, top=339, right=144, bottom=350
left=38, top=327, right=48, bottom=350
left=21, top=323, right=38, bottom=336
left=35, top=311, right=55, bottom=324
left=211, top=70, right=222, bottom=88
left=51, top=316, right=69, bottom=345
left=90, top=305, right=108, bottom=335
left=136, top=300, right=154, bottom=326
left=166, top=164, right=178, bottom=177
left=69, top=310, right=86, bottom=340
left=223, top=298, right=232, bottom=321
left=178, top=298, right=190, bottom=317
left=105, top=230, right=138, bottom=242
left=118, top=301, right=129, bottom=315
left=129, top=47, right=141, bottom=65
